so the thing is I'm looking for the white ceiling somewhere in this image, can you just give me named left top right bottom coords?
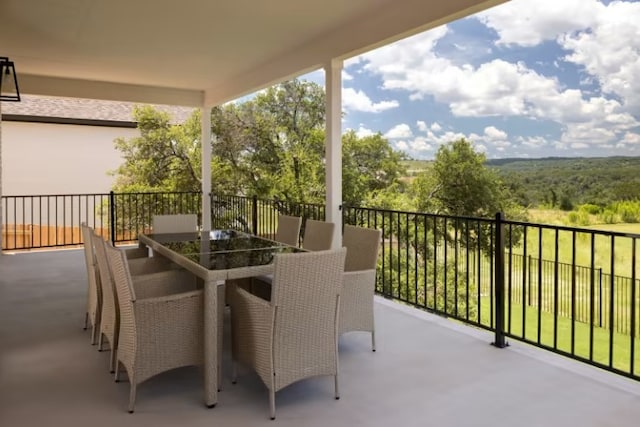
left=1, top=0, right=506, bottom=106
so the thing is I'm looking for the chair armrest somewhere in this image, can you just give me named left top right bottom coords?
left=128, top=257, right=175, bottom=275
left=234, top=285, right=272, bottom=311
left=340, top=269, right=377, bottom=335
left=134, top=290, right=204, bottom=362
left=343, top=269, right=377, bottom=290
left=253, top=274, right=273, bottom=285
left=137, top=289, right=202, bottom=305
left=248, top=274, right=274, bottom=301
left=124, top=247, right=149, bottom=259
left=342, top=270, right=377, bottom=304
left=231, top=286, right=274, bottom=382
left=133, top=270, right=197, bottom=299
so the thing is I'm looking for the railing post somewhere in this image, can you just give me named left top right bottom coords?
left=109, top=191, right=116, bottom=245
left=493, top=211, right=508, bottom=348
left=252, top=195, right=258, bottom=236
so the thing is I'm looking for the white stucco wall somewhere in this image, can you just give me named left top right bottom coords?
left=2, top=121, right=137, bottom=195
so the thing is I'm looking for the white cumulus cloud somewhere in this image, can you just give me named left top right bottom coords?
left=353, top=2, right=640, bottom=151
left=622, top=132, right=640, bottom=145
left=476, top=0, right=602, bottom=47
left=384, top=123, right=413, bottom=139
left=560, top=1, right=640, bottom=110
left=342, top=87, right=399, bottom=113
left=483, top=126, right=508, bottom=141
left=355, top=126, right=375, bottom=138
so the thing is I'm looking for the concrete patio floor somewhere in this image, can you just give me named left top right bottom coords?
left=1, top=248, right=639, bottom=427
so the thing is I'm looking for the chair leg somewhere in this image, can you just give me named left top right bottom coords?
left=269, top=389, right=276, bottom=420
left=231, top=362, right=237, bottom=384
left=334, top=374, right=340, bottom=400
left=114, top=361, right=121, bottom=382
left=110, top=348, right=117, bottom=374
left=128, top=381, right=137, bottom=413
left=371, top=330, right=376, bottom=352
left=98, top=333, right=104, bottom=351
left=218, top=284, right=225, bottom=391
left=90, top=323, right=98, bottom=345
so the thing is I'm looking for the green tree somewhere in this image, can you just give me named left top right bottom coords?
left=112, top=106, right=202, bottom=192
left=413, top=139, right=526, bottom=251
left=111, top=79, right=406, bottom=208
left=342, top=130, right=407, bottom=206
left=411, top=138, right=524, bottom=219
left=209, top=80, right=327, bottom=203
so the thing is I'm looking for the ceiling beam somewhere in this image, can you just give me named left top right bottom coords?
left=18, top=74, right=204, bottom=107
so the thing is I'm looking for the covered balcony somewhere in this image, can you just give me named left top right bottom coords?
left=2, top=247, right=640, bottom=425
left=2, top=1, right=640, bottom=424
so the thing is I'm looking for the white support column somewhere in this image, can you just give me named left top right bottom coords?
left=325, top=59, right=343, bottom=248
left=201, top=107, right=212, bottom=232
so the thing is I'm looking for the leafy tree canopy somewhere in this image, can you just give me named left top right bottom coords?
left=410, top=138, right=526, bottom=221
left=112, top=79, right=406, bottom=206
left=112, top=106, right=202, bottom=192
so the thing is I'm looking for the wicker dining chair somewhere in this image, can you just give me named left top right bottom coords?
left=301, top=219, right=335, bottom=251
left=340, top=224, right=382, bottom=351
left=81, top=221, right=170, bottom=341
left=249, top=219, right=336, bottom=300
left=105, top=242, right=204, bottom=413
left=92, top=232, right=198, bottom=374
left=152, top=214, right=198, bottom=234
left=81, top=223, right=102, bottom=345
left=274, top=214, right=302, bottom=246
left=239, top=214, right=302, bottom=300
left=230, top=248, right=346, bottom=420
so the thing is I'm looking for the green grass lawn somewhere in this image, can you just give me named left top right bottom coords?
left=509, top=214, right=640, bottom=277
left=479, top=298, right=640, bottom=375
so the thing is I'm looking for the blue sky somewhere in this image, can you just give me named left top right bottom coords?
left=301, top=0, right=640, bottom=160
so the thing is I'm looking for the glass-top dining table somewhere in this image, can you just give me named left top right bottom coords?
left=137, top=229, right=303, bottom=407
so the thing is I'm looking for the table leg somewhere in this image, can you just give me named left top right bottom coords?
left=204, top=279, right=218, bottom=407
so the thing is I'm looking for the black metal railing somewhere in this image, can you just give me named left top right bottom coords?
left=1, top=192, right=201, bottom=249
left=109, top=191, right=201, bottom=242
left=2, top=193, right=112, bottom=248
left=210, top=194, right=325, bottom=243
left=2, top=192, right=639, bottom=380
left=343, top=205, right=639, bottom=380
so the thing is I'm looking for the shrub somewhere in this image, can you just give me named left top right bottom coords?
left=619, top=205, right=640, bottom=223
left=579, top=203, right=601, bottom=215
left=559, top=194, right=574, bottom=211
left=567, top=211, right=590, bottom=226
left=598, top=209, right=618, bottom=224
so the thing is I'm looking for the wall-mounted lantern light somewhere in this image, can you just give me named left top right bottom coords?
left=1, top=57, right=21, bottom=102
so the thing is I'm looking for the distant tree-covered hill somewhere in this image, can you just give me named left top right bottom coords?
left=486, top=156, right=640, bottom=209
left=402, top=157, right=640, bottom=209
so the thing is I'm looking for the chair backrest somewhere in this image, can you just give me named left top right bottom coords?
left=105, top=242, right=137, bottom=367
left=274, top=214, right=302, bottom=246
left=342, top=225, right=382, bottom=272
left=270, top=248, right=346, bottom=370
left=92, top=232, right=117, bottom=338
left=301, top=219, right=335, bottom=251
left=152, top=214, right=198, bottom=234
left=81, top=223, right=100, bottom=318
